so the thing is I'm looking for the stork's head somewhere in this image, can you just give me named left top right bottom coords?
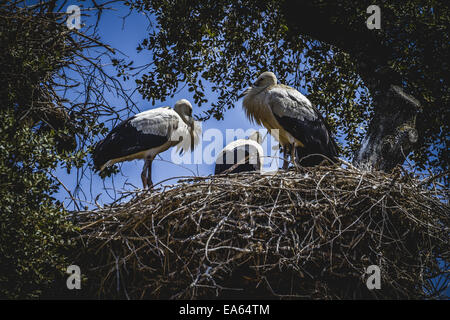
left=174, top=99, right=201, bottom=151
left=174, top=99, right=193, bottom=122
left=174, top=98, right=194, bottom=133
left=238, top=71, right=277, bottom=99
left=253, top=71, right=277, bottom=87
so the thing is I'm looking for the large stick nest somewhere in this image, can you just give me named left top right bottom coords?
left=76, top=162, right=449, bottom=299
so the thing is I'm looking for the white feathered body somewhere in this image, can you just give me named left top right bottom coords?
left=242, top=84, right=317, bottom=148
left=242, top=83, right=338, bottom=166
left=214, top=137, right=264, bottom=174
left=216, top=138, right=264, bottom=167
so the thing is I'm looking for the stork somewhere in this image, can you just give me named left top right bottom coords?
left=92, top=99, right=201, bottom=188
left=215, top=131, right=264, bottom=175
left=238, top=72, right=338, bottom=168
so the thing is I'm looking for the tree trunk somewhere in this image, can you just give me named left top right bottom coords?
left=281, top=0, right=422, bottom=171
left=354, top=84, right=420, bottom=171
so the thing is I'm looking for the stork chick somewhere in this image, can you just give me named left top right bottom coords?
left=215, top=131, right=264, bottom=175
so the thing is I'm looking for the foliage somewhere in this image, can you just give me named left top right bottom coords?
left=0, top=110, right=76, bottom=298
left=0, top=0, right=130, bottom=297
left=128, top=0, right=448, bottom=175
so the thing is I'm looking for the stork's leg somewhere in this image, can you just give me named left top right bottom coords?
left=282, top=144, right=290, bottom=170
left=290, top=144, right=298, bottom=169
left=141, top=159, right=150, bottom=189
left=146, top=156, right=154, bottom=188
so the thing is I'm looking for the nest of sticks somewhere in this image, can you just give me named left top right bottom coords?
left=76, top=161, right=449, bottom=299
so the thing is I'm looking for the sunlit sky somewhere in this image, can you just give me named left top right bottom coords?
left=55, top=2, right=347, bottom=209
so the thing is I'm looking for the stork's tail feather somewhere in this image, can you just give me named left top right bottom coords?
left=295, top=137, right=339, bottom=167
left=295, top=147, right=337, bottom=167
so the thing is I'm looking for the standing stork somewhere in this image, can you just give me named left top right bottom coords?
left=215, top=131, right=264, bottom=175
left=238, top=72, right=338, bottom=168
left=93, top=99, right=201, bottom=188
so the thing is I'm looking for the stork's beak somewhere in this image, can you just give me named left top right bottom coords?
left=188, top=117, right=195, bottom=151
left=237, top=87, right=251, bottom=100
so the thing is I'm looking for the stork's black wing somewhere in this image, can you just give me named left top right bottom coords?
left=268, top=86, right=338, bottom=166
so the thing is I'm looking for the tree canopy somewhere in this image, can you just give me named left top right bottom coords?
left=0, top=0, right=131, bottom=297
left=128, top=0, right=448, bottom=177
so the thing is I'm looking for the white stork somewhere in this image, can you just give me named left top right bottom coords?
left=93, top=99, right=201, bottom=188
left=238, top=72, right=338, bottom=168
left=214, top=131, right=264, bottom=175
